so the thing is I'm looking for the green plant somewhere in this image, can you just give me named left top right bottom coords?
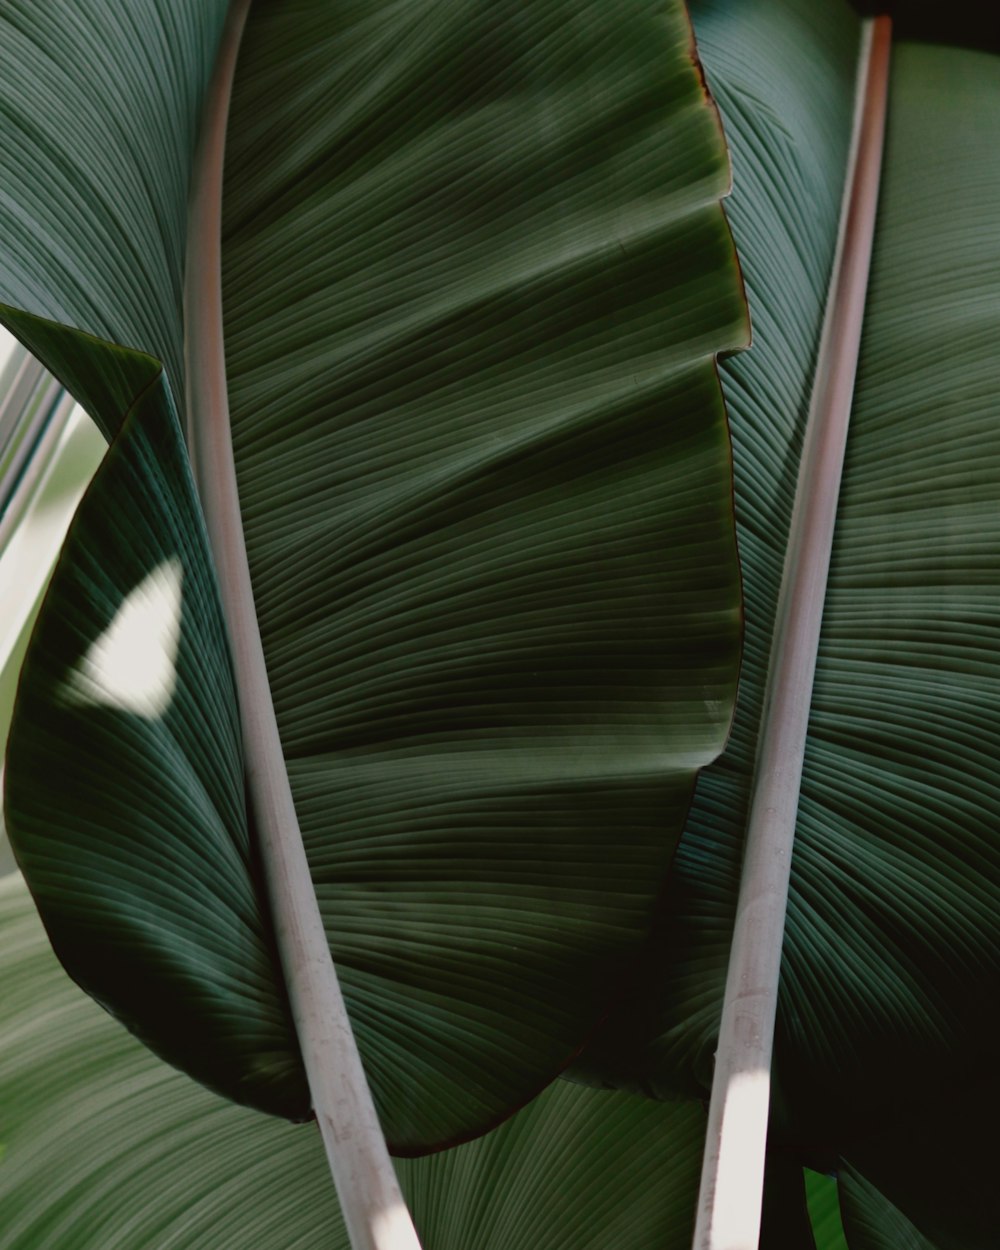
left=1, top=0, right=997, bottom=1247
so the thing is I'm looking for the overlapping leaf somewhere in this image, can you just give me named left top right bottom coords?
left=776, top=38, right=1000, bottom=1165
left=578, top=0, right=1000, bottom=1239
left=1, top=0, right=748, bottom=1148
left=0, top=874, right=706, bottom=1250
left=3, top=323, right=309, bottom=1116
left=0, top=0, right=228, bottom=414
left=575, top=0, right=862, bottom=1098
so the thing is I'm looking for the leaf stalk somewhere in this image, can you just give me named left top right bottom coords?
left=184, top=3, right=421, bottom=1247
left=691, top=17, right=892, bottom=1250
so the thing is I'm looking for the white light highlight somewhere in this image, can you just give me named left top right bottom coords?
left=370, top=1200, right=423, bottom=1250
left=710, top=1068, right=771, bottom=1250
left=68, top=558, right=183, bottom=719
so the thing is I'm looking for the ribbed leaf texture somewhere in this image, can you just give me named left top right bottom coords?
left=0, top=873, right=706, bottom=1250
left=574, top=0, right=861, bottom=1096
left=0, top=0, right=748, bottom=1148
left=778, top=41, right=1000, bottom=1185
left=3, top=324, right=307, bottom=1117
left=0, top=0, right=228, bottom=416
left=577, top=1, right=1000, bottom=1243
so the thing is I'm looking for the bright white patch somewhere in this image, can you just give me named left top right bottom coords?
left=67, top=558, right=183, bottom=719
left=710, top=1068, right=771, bottom=1250
left=370, top=1200, right=423, bottom=1250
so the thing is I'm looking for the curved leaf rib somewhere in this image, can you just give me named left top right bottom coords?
left=569, top=4, right=999, bottom=1244
left=692, top=18, right=891, bottom=1250
left=2, top=0, right=748, bottom=1166
left=0, top=870, right=709, bottom=1250
left=3, top=324, right=309, bottom=1115
left=219, top=0, right=748, bottom=1151
left=185, top=2, right=419, bottom=1245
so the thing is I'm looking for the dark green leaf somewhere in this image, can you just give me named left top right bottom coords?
left=1, top=0, right=748, bottom=1147
left=4, top=322, right=309, bottom=1117
left=578, top=5, right=1000, bottom=1243
left=574, top=0, right=862, bottom=1098
left=0, top=874, right=706, bottom=1249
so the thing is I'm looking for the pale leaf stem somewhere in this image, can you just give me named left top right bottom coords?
left=184, top=4, right=422, bottom=1247
left=692, top=17, right=892, bottom=1250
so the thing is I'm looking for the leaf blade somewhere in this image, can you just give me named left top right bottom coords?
left=575, top=6, right=1000, bottom=1241
left=2, top=0, right=750, bottom=1148
left=3, top=319, right=310, bottom=1117
left=0, top=872, right=707, bottom=1250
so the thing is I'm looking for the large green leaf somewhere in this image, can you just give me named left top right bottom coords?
left=0, top=0, right=748, bottom=1149
left=574, top=0, right=863, bottom=1098
left=577, top=0, right=1000, bottom=1238
left=3, top=324, right=310, bottom=1117
left=0, top=873, right=706, bottom=1249
left=774, top=36, right=1000, bottom=1169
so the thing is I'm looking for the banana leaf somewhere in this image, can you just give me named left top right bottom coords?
left=0, top=872, right=706, bottom=1249
left=1, top=871, right=973, bottom=1248
left=0, top=0, right=748, bottom=1151
left=576, top=0, right=1000, bottom=1242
